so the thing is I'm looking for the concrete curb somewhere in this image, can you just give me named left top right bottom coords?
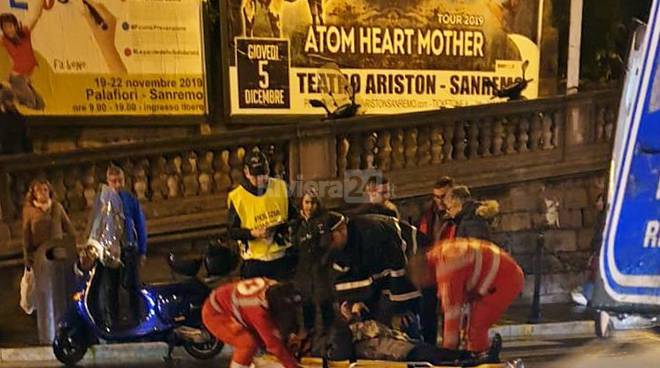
left=0, top=342, right=171, bottom=363
left=0, top=321, right=595, bottom=363
left=492, top=320, right=595, bottom=339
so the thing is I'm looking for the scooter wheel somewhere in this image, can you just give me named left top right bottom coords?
left=53, top=328, right=88, bottom=366
left=183, top=334, right=224, bottom=360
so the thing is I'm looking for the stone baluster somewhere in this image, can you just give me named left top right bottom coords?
left=198, top=151, right=214, bottom=195
left=82, top=165, right=97, bottom=208
left=95, top=162, right=108, bottom=186
left=150, top=156, right=168, bottom=201
left=348, top=134, right=363, bottom=170
left=182, top=151, right=199, bottom=197
left=364, top=133, right=377, bottom=170
left=595, top=107, right=606, bottom=142
left=530, top=113, right=542, bottom=151
left=552, top=110, right=562, bottom=147
left=430, top=126, right=444, bottom=164
left=133, top=159, right=149, bottom=201
left=417, top=127, right=432, bottom=167
left=454, top=122, right=466, bottom=160
left=492, top=119, right=505, bottom=156
left=214, top=150, right=232, bottom=193
left=443, top=124, right=454, bottom=161
left=518, top=116, right=530, bottom=153
left=541, top=113, right=554, bottom=150
left=49, top=169, right=67, bottom=207
left=376, top=131, right=392, bottom=171
left=404, top=128, right=418, bottom=168
left=65, top=166, right=85, bottom=212
left=166, top=156, right=182, bottom=199
left=468, top=121, right=479, bottom=158
left=604, top=107, right=615, bottom=142
left=479, top=119, right=493, bottom=157
left=391, top=129, right=405, bottom=170
left=11, top=173, right=28, bottom=217
left=504, top=118, right=517, bottom=155
left=337, top=137, right=349, bottom=177
left=120, top=159, right=134, bottom=194
left=272, top=144, right=287, bottom=179
left=229, top=147, right=245, bottom=187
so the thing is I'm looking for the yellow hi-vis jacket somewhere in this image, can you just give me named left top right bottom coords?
left=228, top=178, right=291, bottom=261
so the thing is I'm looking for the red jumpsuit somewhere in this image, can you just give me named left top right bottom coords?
left=202, top=278, right=299, bottom=368
left=426, top=238, right=524, bottom=352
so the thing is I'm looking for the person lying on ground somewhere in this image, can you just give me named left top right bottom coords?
left=324, top=301, right=501, bottom=366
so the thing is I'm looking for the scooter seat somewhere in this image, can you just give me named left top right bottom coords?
left=168, top=253, right=202, bottom=277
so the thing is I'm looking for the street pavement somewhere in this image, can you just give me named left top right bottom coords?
left=1, top=329, right=658, bottom=368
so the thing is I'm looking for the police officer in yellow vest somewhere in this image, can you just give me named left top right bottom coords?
left=227, top=150, right=297, bottom=280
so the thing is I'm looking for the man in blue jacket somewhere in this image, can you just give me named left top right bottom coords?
left=99, top=165, right=147, bottom=329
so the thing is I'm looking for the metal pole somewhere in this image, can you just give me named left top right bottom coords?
left=529, top=230, right=544, bottom=323
left=566, top=0, right=584, bottom=94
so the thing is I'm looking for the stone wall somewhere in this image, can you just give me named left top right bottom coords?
left=396, top=171, right=608, bottom=304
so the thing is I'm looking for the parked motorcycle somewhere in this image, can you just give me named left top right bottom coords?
left=310, top=62, right=360, bottom=119
left=487, top=60, right=533, bottom=101
left=52, top=186, right=235, bottom=366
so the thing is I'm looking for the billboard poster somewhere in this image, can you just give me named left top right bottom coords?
left=0, top=0, right=206, bottom=116
left=227, top=0, right=541, bottom=116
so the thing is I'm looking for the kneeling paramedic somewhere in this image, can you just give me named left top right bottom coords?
left=322, top=212, right=424, bottom=339
left=409, top=238, right=523, bottom=360
left=202, top=278, right=305, bottom=368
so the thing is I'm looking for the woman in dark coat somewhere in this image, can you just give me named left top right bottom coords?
left=292, top=188, right=334, bottom=351
left=444, top=185, right=500, bottom=242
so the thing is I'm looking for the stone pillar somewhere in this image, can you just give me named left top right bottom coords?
left=565, top=100, right=589, bottom=145
left=296, top=124, right=336, bottom=181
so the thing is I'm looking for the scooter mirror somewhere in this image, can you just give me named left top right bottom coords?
left=522, top=60, right=529, bottom=72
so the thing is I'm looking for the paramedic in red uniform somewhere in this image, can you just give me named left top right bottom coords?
left=202, top=278, right=304, bottom=368
left=409, top=238, right=522, bottom=359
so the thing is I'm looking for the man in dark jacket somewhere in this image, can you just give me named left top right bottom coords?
left=445, top=186, right=499, bottom=241
left=418, top=176, right=454, bottom=242
left=348, top=176, right=399, bottom=218
left=321, top=211, right=423, bottom=339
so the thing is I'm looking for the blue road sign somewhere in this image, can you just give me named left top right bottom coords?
left=601, top=0, right=660, bottom=305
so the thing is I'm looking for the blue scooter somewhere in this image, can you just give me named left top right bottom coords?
left=52, top=186, right=235, bottom=366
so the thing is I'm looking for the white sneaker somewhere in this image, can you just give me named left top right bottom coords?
left=571, top=287, right=588, bottom=306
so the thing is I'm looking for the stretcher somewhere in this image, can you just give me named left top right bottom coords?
left=254, top=355, right=524, bottom=368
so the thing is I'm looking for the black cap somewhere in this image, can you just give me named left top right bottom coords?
left=244, top=150, right=269, bottom=176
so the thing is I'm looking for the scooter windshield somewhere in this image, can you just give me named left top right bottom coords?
left=86, top=185, right=125, bottom=268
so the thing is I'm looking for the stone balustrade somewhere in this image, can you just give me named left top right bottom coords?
left=328, top=89, right=617, bottom=200
left=0, top=129, right=294, bottom=258
left=0, top=89, right=620, bottom=261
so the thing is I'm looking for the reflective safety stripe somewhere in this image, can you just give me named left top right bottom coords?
left=394, top=221, right=408, bottom=258
left=479, top=246, right=501, bottom=295
left=411, top=225, right=419, bottom=256
left=230, top=290, right=248, bottom=327
left=372, top=269, right=390, bottom=280
left=208, top=290, right=223, bottom=314
left=389, top=268, right=406, bottom=277
left=467, top=242, right=483, bottom=292
left=383, top=289, right=422, bottom=301
left=333, top=263, right=350, bottom=272
left=335, top=278, right=373, bottom=291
